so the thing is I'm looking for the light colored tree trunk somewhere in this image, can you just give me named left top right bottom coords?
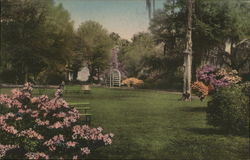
left=146, top=0, right=156, bottom=19
left=225, top=39, right=232, bottom=55
left=152, top=0, right=155, bottom=15
left=183, top=0, right=193, bottom=101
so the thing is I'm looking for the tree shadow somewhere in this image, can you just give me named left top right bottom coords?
left=180, top=106, right=206, bottom=112
left=185, top=127, right=227, bottom=136
left=186, top=127, right=249, bottom=138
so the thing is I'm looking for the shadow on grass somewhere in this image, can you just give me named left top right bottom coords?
left=187, top=127, right=250, bottom=138
left=185, top=127, right=227, bottom=136
left=160, top=135, right=250, bottom=160
left=180, top=106, right=207, bottom=112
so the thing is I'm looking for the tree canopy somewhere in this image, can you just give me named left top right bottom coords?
left=149, top=0, right=250, bottom=75
left=0, top=0, right=74, bottom=84
left=74, top=20, right=114, bottom=82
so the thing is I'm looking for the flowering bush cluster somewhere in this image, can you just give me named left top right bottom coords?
left=193, top=65, right=241, bottom=101
left=196, top=65, right=241, bottom=89
left=122, top=78, right=144, bottom=88
left=191, top=81, right=209, bottom=101
left=0, top=83, right=113, bottom=159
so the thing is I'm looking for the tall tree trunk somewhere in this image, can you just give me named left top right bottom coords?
left=146, top=0, right=152, bottom=19
left=152, top=0, right=155, bottom=16
left=146, top=0, right=155, bottom=19
left=182, top=0, right=193, bottom=101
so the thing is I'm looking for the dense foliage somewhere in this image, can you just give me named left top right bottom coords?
left=0, top=0, right=74, bottom=84
left=119, top=33, right=158, bottom=78
left=207, top=83, right=250, bottom=135
left=149, top=0, right=250, bottom=84
left=0, top=83, right=113, bottom=159
left=73, top=21, right=114, bottom=83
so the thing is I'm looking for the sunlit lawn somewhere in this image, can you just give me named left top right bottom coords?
left=0, top=86, right=249, bottom=160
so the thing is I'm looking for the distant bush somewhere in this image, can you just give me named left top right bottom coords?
left=207, top=82, right=250, bottom=135
left=0, top=83, right=113, bottom=159
left=122, top=78, right=144, bottom=88
left=0, top=70, right=17, bottom=83
left=37, top=71, right=65, bottom=85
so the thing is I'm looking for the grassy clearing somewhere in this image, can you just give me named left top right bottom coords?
left=0, top=86, right=249, bottom=160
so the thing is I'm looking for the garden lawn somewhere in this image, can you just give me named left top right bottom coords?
left=0, top=86, right=249, bottom=160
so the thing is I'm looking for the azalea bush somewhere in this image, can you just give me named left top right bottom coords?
left=193, top=65, right=241, bottom=100
left=191, top=81, right=208, bottom=101
left=196, top=65, right=241, bottom=90
left=122, top=78, right=144, bottom=88
left=0, top=83, right=113, bottom=159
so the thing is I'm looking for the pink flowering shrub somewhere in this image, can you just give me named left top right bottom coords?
left=193, top=65, right=241, bottom=100
left=196, top=65, right=241, bottom=90
left=0, top=83, right=113, bottom=159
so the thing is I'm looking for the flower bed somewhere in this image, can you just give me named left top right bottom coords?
left=122, top=78, right=144, bottom=88
left=192, top=65, right=241, bottom=101
left=0, top=83, right=113, bottom=159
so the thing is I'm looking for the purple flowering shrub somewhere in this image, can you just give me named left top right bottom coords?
left=193, top=65, right=241, bottom=100
left=0, top=83, right=113, bottom=159
left=196, top=65, right=241, bottom=90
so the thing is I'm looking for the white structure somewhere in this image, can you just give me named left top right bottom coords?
left=65, top=68, right=73, bottom=81
left=106, top=69, right=121, bottom=87
left=77, top=66, right=90, bottom=82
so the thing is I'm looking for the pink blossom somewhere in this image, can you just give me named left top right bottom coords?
left=15, top=117, right=22, bottom=121
left=49, top=145, right=56, bottom=151
left=43, top=112, right=48, bottom=117
left=25, top=152, right=49, bottom=160
left=11, top=89, right=22, bottom=99
left=103, top=134, right=112, bottom=145
left=81, top=147, right=90, bottom=155
left=43, top=134, right=64, bottom=151
left=25, top=109, right=32, bottom=114
left=5, top=113, right=15, bottom=118
left=0, top=144, right=19, bottom=158
left=18, top=109, right=25, bottom=113
left=31, top=97, right=40, bottom=104
left=53, top=112, right=66, bottom=118
left=35, top=119, right=49, bottom=126
left=66, top=141, right=78, bottom=147
left=48, top=121, right=63, bottom=129
left=31, top=110, right=39, bottom=118
left=18, top=128, right=44, bottom=140
left=1, top=125, right=18, bottom=135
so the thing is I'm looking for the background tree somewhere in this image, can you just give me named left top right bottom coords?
left=193, top=0, right=250, bottom=73
left=0, top=0, right=74, bottom=84
left=75, top=21, right=114, bottom=82
left=120, top=32, right=157, bottom=78
left=149, top=0, right=250, bottom=90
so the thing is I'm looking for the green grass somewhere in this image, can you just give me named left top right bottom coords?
left=0, top=86, right=249, bottom=160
